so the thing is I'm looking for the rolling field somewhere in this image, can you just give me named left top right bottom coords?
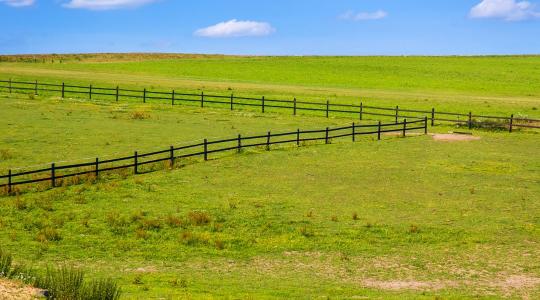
left=1, top=54, right=540, bottom=117
left=0, top=55, right=539, bottom=299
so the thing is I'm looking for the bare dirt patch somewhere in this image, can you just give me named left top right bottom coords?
left=0, top=278, right=42, bottom=299
left=431, top=133, right=481, bottom=142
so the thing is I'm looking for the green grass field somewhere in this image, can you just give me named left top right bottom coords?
left=0, top=55, right=539, bottom=299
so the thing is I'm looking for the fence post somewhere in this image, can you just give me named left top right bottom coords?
left=204, top=139, right=208, bottom=161
left=468, top=112, right=472, bottom=130
left=326, top=100, right=329, bottom=118
left=296, top=129, right=300, bottom=146
left=262, top=96, right=265, bottom=113
left=172, top=90, right=175, bottom=106
left=89, top=84, right=92, bottom=100
left=95, top=158, right=99, bottom=179
left=8, top=78, right=11, bottom=94
left=377, top=121, right=381, bottom=140
left=34, top=80, right=38, bottom=96
left=360, top=102, right=363, bottom=120
left=7, top=169, right=11, bottom=194
left=169, top=146, right=174, bottom=167
left=431, top=108, right=435, bottom=126
left=402, top=119, right=407, bottom=137
left=230, top=94, right=234, bottom=110
left=266, top=132, right=271, bottom=151
left=201, top=91, right=204, bottom=108
left=134, top=151, right=138, bottom=174
left=51, top=163, right=56, bottom=188
left=352, top=122, right=356, bottom=142
left=424, top=116, right=428, bottom=134
left=395, top=106, right=399, bottom=124
left=293, top=98, right=297, bottom=115
left=143, top=88, right=146, bottom=103
left=325, top=127, right=329, bottom=144
left=116, top=86, right=119, bottom=102
left=61, top=82, right=65, bottom=98
left=509, top=114, right=514, bottom=133
left=237, top=134, right=242, bottom=153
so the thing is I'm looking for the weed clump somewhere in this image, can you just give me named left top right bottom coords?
left=299, top=226, right=314, bottom=237
left=187, top=211, right=211, bottom=226
left=130, top=111, right=150, bottom=120
left=36, top=227, right=62, bottom=242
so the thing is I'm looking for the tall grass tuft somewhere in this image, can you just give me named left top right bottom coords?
left=0, top=247, right=13, bottom=277
left=83, top=278, right=122, bottom=300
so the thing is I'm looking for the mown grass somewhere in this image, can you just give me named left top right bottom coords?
left=0, top=93, right=538, bottom=297
left=1, top=55, right=539, bottom=117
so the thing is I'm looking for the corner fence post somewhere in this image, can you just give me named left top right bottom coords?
left=95, top=158, right=99, bottom=179
left=262, top=96, right=265, bottom=113
left=266, top=132, right=271, bottom=151
left=395, top=106, right=399, bottom=124
left=326, top=100, right=329, bottom=118
left=8, top=169, right=12, bottom=194
left=325, top=127, right=329, bottom=144
left=61, top=82, right=65, bottom=98
left=204, top=139, right=208, bottom=161
left=51, top=163, right=56, bottom=188
left=89, top=84, right=92, bottom=100
left=377, top=121, right=381, bottom=140
left=296, top=129, right=300, bottom=146
left=8, top=78, right=11, bottom=94
left=468, top=112, right=472, bottom=130
left=143, top=88, right=146, bottom=103
left=431, top=108, right=435, bottom=126
left=352, top=122, right=356, bottom=142
left=169, top=146, right=174, bottom=167
left=424, top=116, right=428, bottom=134
left=172, top=90, right=175, bottom=106
left=116, top=86, right=119, bottom=102
left=237, top=134, right=242, bottom=153
left=509, top=114, right=514, bottom=133
left=201, top=91, right=204, bottom=108
left=230, top=94, right=234, bottom=110
left=293, top=98, right=297, bottom=116
left=34, top=80, right=38, bottom=96
left=360, top=102, right=363, bottom=120
left=403, top=119, right=407, bottom=137
left=134, top=151, right=138, bottom=174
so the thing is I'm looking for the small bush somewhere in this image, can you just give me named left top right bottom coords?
left=140, top=218, right=162, bottom=231
left=36, top=227, right=62, bottom=242
left=0, top=248, right=12, bottom=277
left=0, top=149, right=14, bottom=160
left=187, top=211, right=211, bottom=226
left=130, top=111, right=150, bottom=120
left=165, top=214, right=184, bottom=228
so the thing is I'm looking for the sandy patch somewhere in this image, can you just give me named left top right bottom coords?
left=431, top=133, right=481, bottom=142
left=0, top=278, right=43, bottom=299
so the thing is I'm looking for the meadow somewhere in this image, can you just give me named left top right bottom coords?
left=0, top=54, right=539, bottom=299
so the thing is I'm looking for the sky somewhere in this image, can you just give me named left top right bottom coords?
left=0, top=0, right=539, bottom=55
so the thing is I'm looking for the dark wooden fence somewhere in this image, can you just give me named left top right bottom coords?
left=0, top=119, right=427, bottom=193
left=1, top=79, right=538, bottom=132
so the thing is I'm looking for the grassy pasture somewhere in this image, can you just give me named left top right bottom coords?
left=0, top=55, right=539, bottom=298
left=0, top=93, right=539, bottom=298
left=1, top=54, right=539, bottom=118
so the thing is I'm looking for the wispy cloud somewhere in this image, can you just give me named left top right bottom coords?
left=62, top=0, right=159, bottom=10
left=339, top=10, right=388, bottom=21
left=470, top=0, right=540, bottom=21
left=195, top=19, right=275, bottom=38
left=0, top=0, right=34, bottom=7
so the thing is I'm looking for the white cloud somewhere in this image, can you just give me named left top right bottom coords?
left=470, top=0, right=540, bottom=21
left=63, top=0, right=159, bottom=10
left=194, top=19, right=275, bottom=38
left=0, top=0, right=34, bottom=7
left=339, top=10, right=388, bottom=21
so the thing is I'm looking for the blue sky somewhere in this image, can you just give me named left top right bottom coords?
left=1, top=0, right=539, bottom=55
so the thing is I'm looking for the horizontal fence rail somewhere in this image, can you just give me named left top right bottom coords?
left=1, top=119, right=428, bottom=193
left=0, top=79, right=538, bottom=132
